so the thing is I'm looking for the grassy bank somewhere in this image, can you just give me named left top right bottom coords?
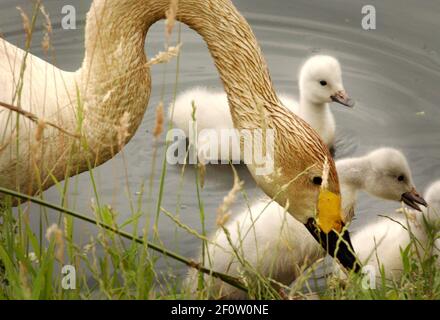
left=1, top=187, right=439, bottom=299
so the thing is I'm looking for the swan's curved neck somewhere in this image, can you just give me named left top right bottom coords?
left=78, top=1, right=151, bottom=149
left=173, top=0, right=280, bottom=127
left=80, top=0, right=279, bottom=147
left=81, top=1, right=149, bottom=82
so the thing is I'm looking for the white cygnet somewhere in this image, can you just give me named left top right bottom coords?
left=186, top=148, right=426, bottom=299
left=170, top=55, right=353, bottom=162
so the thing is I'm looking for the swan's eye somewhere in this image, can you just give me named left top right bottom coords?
left=319, top=80, right=327, bottom=86
left=397, top=175, right=405, bottom=182
left=312, top=176, right=323, bottom=186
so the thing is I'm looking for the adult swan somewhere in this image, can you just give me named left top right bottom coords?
left=0, top=0, right=359, bottom=271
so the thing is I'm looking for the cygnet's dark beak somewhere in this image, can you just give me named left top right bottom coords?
left=401, top=188, right=428, bottom=211
left=331, top=90, right=355, bottom=108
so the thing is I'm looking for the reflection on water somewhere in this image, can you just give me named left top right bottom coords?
left=1, top=0, right=439, bottom=279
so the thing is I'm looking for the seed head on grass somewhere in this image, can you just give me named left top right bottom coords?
left=216, top=167, right=244, bottom=227
left=153, top=101, right=164, bottom=139
left=46, top=224, right=65, bottom=263
left=147, top=44, right=182, bottom=67
left=263, top=167, right=283, bottom=185
left=83, top=241, right=95, bottom=255
left=116, top=111, right=130, bottom=150
left=30, top=119, right=46, bottom=165
left=40, top=4, right=52, bottom=54
left=321, top=157, right=330, bottom=190
left=16, top=7, right=31, bottom=43
left=165, top=0, right=179, bottom=39
left=35, top=119, right=46, bottom=142
left=40, top=5, right=52, bottom=33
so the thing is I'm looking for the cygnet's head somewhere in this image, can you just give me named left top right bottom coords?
left=364, top=148, right=427, bottom=211
left=299, top=55, right=354, bottom=108
left=424, top=181, right=440, bottom=220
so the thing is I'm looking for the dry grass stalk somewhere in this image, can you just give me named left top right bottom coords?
left=153, top=102, right=164, bottom=138
left=165, top=0, right=179, bottom=39
left=321, top=157, right=330, bottom=190
left=0, top=100, right=80, bottom=138
left=116, top=111, right=130, bottom=149
left=35, top=119, right=46, bottom=142
left=46, top=224, right=65, bottom=263
left=160, top=207, right=213, bottom=243
left=147, top=43, right=182, bottom=67
left=40, top=5, right=52, bottom=54
left=216, top=167, right=244, bottom=227
left=198, top=163, right=206, bottom=189
left=16, top=6, right=31, bottom=43
left=31, top=119, right=46, bottom=164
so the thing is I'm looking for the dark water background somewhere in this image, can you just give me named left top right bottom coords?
left=1, top=0, right=439, bottom=281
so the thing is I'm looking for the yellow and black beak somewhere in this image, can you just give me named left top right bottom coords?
left=304, top=189, right=361, bottom=272
left=305, top=218, right=360, bottom=272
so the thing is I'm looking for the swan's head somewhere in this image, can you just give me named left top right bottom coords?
left=259, top=141, right=360, bottom=272
left=364, top=148, right=427, bottom=211
left=302, top=161, right=361, bottom=272
left=299, top=55, right=354, bottom=108
left=424, top=181, right=440, bottom=221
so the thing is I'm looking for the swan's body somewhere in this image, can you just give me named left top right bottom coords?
left=351, top=181, right=440, bottom=280
left=187, top=148, right=426, bottom=299
left=1, top=0, right=357, bottom=270
left=0, top=1, right=152, bottom=198
left=170, top=55, right=352, bottom=161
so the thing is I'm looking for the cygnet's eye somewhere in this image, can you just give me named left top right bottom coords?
left=397, top=175, right=405, bottom=182
left=319, top=80, right=327, bottom=86
left=312, top=176, right=323, bottom=186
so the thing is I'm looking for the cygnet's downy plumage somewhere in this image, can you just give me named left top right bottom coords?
left=351, top=180, right=439, bottom=281
left=170, top=55, right=353, bottom=162
left=186, top=148, right=426, bottom=299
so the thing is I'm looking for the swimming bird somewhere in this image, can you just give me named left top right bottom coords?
left=187, top=148, right=426, bottom=299
left=350, top=180, right=439, bottom=281
left=169, top=55, right=353, bottom=162
left=0, top=0, right=357, bottom=270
